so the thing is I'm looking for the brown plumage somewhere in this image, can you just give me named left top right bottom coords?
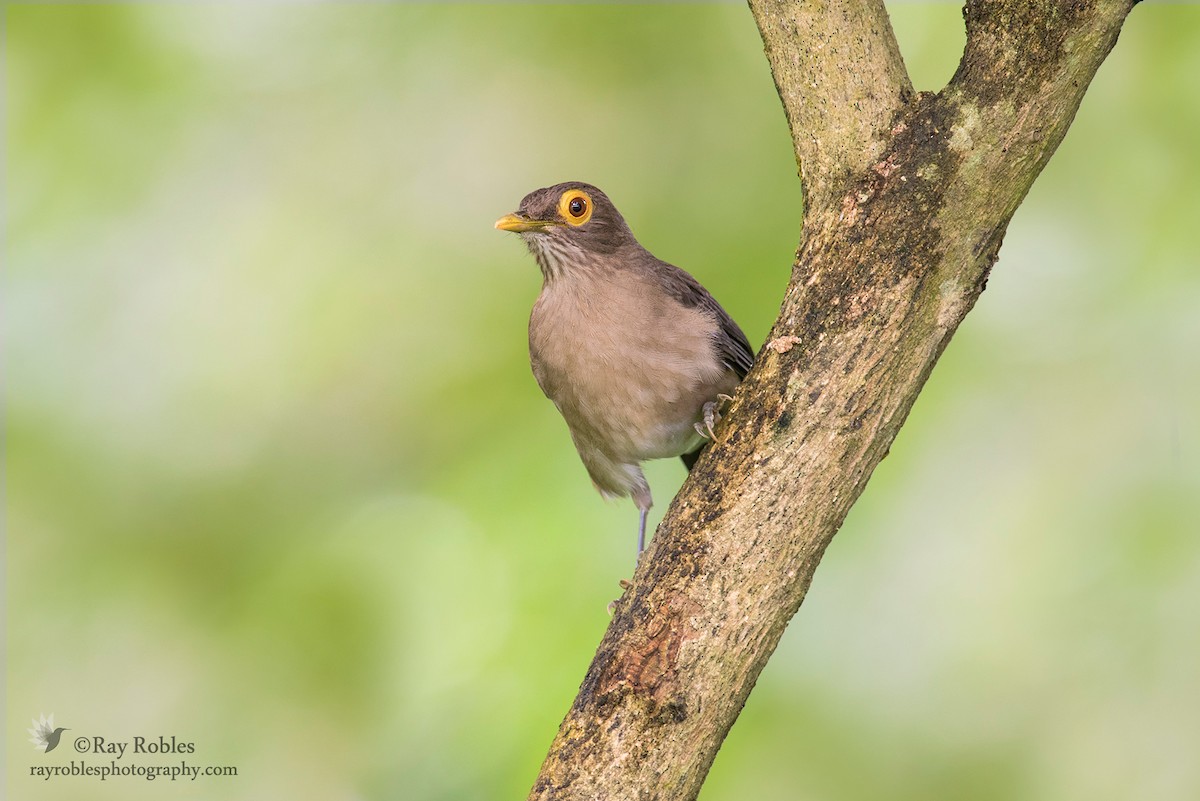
left=496, top=182, right=754, bottom=556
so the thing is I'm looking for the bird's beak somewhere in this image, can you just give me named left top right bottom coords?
left=494, top=213, right=552, bottom=233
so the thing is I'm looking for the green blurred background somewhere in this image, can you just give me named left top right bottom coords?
left=5, top=3, right=1198, bottom=800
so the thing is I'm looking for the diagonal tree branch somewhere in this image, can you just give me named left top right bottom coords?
left=528, top=3, right=1136, bottom=800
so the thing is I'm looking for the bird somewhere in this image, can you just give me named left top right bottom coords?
left=27, top=714, right=69, bottom=753
left=43, top=727, right=69, bottom=753
left=495, top=182, right=754, bottom=558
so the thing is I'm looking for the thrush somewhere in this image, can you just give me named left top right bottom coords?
left=496, top=182, right=754, bottom=557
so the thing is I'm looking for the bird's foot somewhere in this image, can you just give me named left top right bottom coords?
left=607, top=579, right=634, bottom=616
left=694, top=394, right=735, bottom=441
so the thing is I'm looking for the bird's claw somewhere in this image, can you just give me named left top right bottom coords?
left=607, top=579, right=634, bottom=616
left=694, top=394, right=735, bottom=441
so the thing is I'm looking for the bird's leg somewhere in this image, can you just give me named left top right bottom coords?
left=637, top=507, right=648, bottom=556
left=631, top=483, right=653, bottom=559
left=694, top=393, right=736, bottom=440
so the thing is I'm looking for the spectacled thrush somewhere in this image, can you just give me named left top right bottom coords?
left=496, top=182, right=754, bottom=557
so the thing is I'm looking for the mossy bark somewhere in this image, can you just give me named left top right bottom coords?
left=528, top=2, right=1135, bottom=799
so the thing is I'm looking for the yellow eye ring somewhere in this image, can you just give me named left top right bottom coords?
left=558, top=190, right=593, bottom=226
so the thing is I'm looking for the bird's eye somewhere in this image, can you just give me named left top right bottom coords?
left=557, top=190, right=593, bottom=226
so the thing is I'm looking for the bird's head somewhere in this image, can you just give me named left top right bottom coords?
left=495, top=182, right=636, bottom=278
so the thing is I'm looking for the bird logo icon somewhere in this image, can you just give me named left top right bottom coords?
left=27, top=713, right=69, bottom=753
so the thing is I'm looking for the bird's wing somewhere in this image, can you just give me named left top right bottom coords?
left=712, top=305, right=755, bottom=379
left=653, top=258, right=755, bottom=379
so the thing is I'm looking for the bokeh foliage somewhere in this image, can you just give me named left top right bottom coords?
left=6, top=4, right=1199, bottom=800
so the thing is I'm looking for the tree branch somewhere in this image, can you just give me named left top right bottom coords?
left=751, top=0, right=913, bottom=211
left=528, top=3, right=1135, bottom=799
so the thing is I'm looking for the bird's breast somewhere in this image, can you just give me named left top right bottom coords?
left=528, top=272, right=733, bottom=461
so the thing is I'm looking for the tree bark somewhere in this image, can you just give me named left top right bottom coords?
left=528, top=2, right=1136, bottom=799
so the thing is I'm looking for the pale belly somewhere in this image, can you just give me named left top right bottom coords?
left=530, top=299, right=733, bottom=463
